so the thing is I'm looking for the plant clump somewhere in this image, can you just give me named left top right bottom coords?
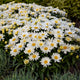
left=0, top=1, right=80, bottom=72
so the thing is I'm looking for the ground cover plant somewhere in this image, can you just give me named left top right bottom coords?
left=0, top=1, right=80, bottom=80
left=3, top=70, right=80, bottom=80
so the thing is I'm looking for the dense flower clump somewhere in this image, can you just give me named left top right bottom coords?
left=0, top=1, right=80, bottom=68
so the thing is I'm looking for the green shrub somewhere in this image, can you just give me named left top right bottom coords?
left=47, top=0, right=65, bottom=9
left=47, top=0, right=80, bottom=20
left=64, top=0, right=80, bottom=20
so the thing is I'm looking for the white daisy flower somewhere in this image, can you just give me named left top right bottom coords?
left=29, top=52, right=40, bottom=61
left=54, top=19, right=60, bottom=24
left=40, top=57, right=51, bottom=67
left=9, top=36, right=18, bottom=44
left=32, top=33, right=38, bottom=40
left=28, top=33, right=33, bottom=38
left=19, top=32, right=28, bottom=39
left=40, top=32, right=47, bottom=37
left=10, top=48, right=20, bottom=56
left=54, top=33, right=64, bottom=39
left=69, top=45, right=75, bottom=51
left=51, top=53, right=62, bottom=62
left=24, top=47, right=34, bottom=55
left=37, top=41, right=44, bottom=48
left=60, top=44, right=70, bottom=54
left=53, top=29, right=63, bottom=34
left=49, top=41, right=57, bottom=49
left=32, top=25, right=40, bottom=31
left=40, top=45, right=51, bottom=53
left=39, top=13, right=46, bottom=18
left=27, top=41, right=37, bottom=48
left=65, top=29, right=75, bottom=37
left=37, top=33, right=45, bottom=40
left=16, top=43, right=24, bottom=50
left=54, top=38, right=64, bottom=45
left=20, top=39, right=28, bottom=44
left=65, top=36, right=72, bottom=42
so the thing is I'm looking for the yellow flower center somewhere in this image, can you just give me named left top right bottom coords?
left=44, top=60, right=48, bottom=64
left=0, top=35, right=2, bottom=38
left=63, top=46, right=67, bottom=49
left=70, top=46, right=75, bottom=50
left=19, top=45, right=22, bottom=48
left=55, top=20, right=58, bottom=23
left=49, top=31, right=52, bottom=34
left=42, top=33, right=45, bottom=36
left=46, top=23, right=49, bottom=25
left=58, top=35, right=61, bottom=38
left=15, top=31, right=18, bottom=35
left=23, top=34, right=26, bottom=37
left=36, top=9, right=39, bottom=11
left=39, top=8, right=41, bottom=10
left=23, top=39, right=26, bottom=42
left=68, top=32, right=72, bottom=34
left=12, top=38, right=16, bottom=41
left=57, top=31, right=60, bottom=33
left=41, top=15, right=44, bottom=17
left=32, top=55, right=36, bottom=58
left=54, top=56, right=58, bottom=59
left=66, top=37, right=70, bottom=41
left=32, top=43, right=36, bottom=46
left=57, top=39, right=61, bottom=42
left=39, top=43, right=43, bottom=46
left=38, top=36, right=42, bottom=39
left=32, top=12, right=35, bottom=15
left=44, top=47, right=48, bottom=50
left=34, top=35, right=37, bottom=38
left=51, top=43, right=54, bottom=46
left=34, top=26, right=38, bottom=29
left=46, top=26, right=48, bottom=28
left=27, top=50, right=31, bottom=53
left=54, top=9, right=56, bottom=11
left=13, top=49, right=17, bottom=52
left=29, top=34, right=32, bottom=37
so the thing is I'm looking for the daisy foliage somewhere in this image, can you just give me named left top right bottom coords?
left=0, top=1, right=80, bottom=71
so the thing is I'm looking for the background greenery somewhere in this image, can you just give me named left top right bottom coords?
left=0, top=0, right=80, bottom=22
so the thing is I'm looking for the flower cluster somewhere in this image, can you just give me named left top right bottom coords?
left=0, top=1, right=80, bottom=67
